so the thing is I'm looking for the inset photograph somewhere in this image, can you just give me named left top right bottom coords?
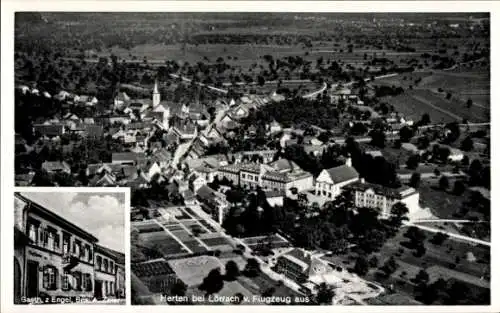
left=14, top=190, right=127, bottom=305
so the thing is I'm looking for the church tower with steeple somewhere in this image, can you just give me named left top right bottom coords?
left=152, top=80, right=160, bottom=107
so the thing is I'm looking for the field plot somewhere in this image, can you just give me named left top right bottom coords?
left=383, top=89, right=489, bottom=123
left=132, top=260, right=175, bottom=277
left=241, top=234, right=292, bottom=249
left=139, top=231, right=190, bottom=257
left=201, top=234, right=234, bottom=251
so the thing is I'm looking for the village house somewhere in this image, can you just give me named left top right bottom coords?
left=315, top=158, right=359, bottom=200
left=111, top=152, right=146, bottom=166
left=268, top=120, right=283, bottom=134
left=188, top=173, right=207, bottom=193
left=345, top=179, right=421, bottom=217
left=196, top=185, right=230, bottom=225
left=33, top=124, right=66, bottom=137
left=265, top=190, right=285, bottom=207
left=273, top=248, right=334, bottom=289
left=41, top=161, right=71, bottom=175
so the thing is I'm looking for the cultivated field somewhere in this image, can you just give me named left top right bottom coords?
left=382, top=89, right=489, bottom=123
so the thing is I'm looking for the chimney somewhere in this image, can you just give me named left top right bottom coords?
left=360, top=177, right=365, bottom=184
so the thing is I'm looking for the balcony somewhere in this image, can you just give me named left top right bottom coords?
left=62, top=253, right=80, bottom=271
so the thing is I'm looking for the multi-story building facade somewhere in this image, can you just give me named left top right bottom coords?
left=94, top=245, right=119, bottom=299
left=217, top=159, right=314, bottom=196
left=14, top=193, right=125, bottom=303
left=314, top=158, right=359, bottom=200
left=345, top=180, right=420, bottom=216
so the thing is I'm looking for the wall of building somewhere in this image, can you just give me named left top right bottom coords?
left=94, top=252, right=117, bottom=298
left=24, top=245, right=95, bottom=299
left=315, top=177, right=358, bottom=200
left=216, top=170, right=239, bottom=185
left=285, top=175, right=314, bottom=196
left=401, top=193, right=420, bottom=216
left=116, top=265, right=126, bottom=298
left=240, top=171, right=260, bottom=189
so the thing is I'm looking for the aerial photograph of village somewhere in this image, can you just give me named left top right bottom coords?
left=14, top=12, right=490, bottom=305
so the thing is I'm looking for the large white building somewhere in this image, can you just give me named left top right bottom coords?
left=346, top=180, right=420, bottom=217
left=217, top=159, right=314, bottom=196
left=315, top=158, right=359, bottom=200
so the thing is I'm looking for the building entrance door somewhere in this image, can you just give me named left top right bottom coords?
left=26, top=261, right=39, bottom=298
left=94, top=280, right=103, bottom=299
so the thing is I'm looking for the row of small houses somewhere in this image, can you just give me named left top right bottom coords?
left=17, top=85, right=99, bottom=106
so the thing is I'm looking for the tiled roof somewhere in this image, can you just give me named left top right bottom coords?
left=41, top=161, right=70, bottom=172
left=112, top=152, right=146, bottom=162
left=325, top=165, right=359, bottom=183
left=269, top=158, right=300, bottom=173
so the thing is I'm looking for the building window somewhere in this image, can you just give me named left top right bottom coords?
left=85, top=274, right=93, bottom=291
left=73, top=240, right=82, bottom=257
left=242, top=173, right=246, bottom=179
left=87, top=245, right=93, bottom=262
left=96, top=255, right=102, bottom=270
left=110, top=261, right=114, bottom=274
left=62, top=274, right=70, bottom=290
left=27, top=222, right=38, bottom=243
left=63, top=233, right=70, bottom=254
left=54, top=233, right=60, bottom=251
left=104, top=259, right=108, bottom=272
left=43, top=266, right=58, bottom=290
left=82, top=272, right=87, bottom=290
left=73, top=271, right=82, bottom=291
left=47, top=231, right=54, bottom=250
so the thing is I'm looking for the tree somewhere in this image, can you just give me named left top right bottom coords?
left=224, top=260, right=240, bottom=281
left=417, top=136, right=430, bottom=150
left=368, top=255, right=379, bottom=268
left=404, top=226, right=427, bottom=247
left=315, top=283, right=335, bottom=305
left=446, top=92, right=452, bottom=100
left=453, top=180, right=466, bottom=195
left=243, top=258, right=261, bottom=277
left=199, top=268, right=224, bottom=295
left=466, top=98, right=473, bottom=109
left=419, top=113, right=431, bottom=126
left=399, top=126, right=414, bottom=142
left=409, top=172, right=421, bottom=188
left=257, top=75, right=265, bottom=87
left=434, top=168, right=441, bottom=177
left=381, top=256, right=398, bottom=276
left=461, top=136, right=474, bottom=152
left=406, top=154, right=420, bottom=170
left=390, top=202, right=410, bottom=227
left=170, top=281, right=187, bottom=297
left=354, top=256, right=370, bottom=276
left=439, top=176, right=449, bottom=190
left=369, top=129, right=386, bottom=148
left=413, top=269, right=430, bottom=285
left=430, top=232, right=449, bottom=245
left=445, top=122, right=461, bottom=143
